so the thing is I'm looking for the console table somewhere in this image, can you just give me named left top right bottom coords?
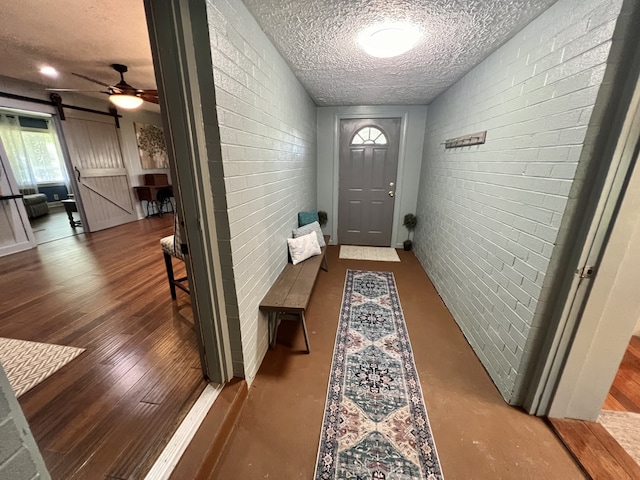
left=134, top=185, right=174, bottom=217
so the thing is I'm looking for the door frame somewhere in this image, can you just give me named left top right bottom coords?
left=332, top=110, right=409, bottom=247
left=338, top=117, right=401, bottom=247
left=145, top=0, right=233, bottom=384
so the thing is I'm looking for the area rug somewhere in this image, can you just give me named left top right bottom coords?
left=598, top=410, right=640, bottom=465
left=0, top=337, right=85, bottom=397
left=315, top=269, right=443, bottom=479
left=339, top=245, right=401, bottom=262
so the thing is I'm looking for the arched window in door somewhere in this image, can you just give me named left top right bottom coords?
left=350, top=126, right=388, bottom=145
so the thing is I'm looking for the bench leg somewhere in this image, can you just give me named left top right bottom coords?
left=163, top=252, right=177, bottom=300
left=321, top=254, right=328, bottom=272
left=269, top=312, right=278, bottom=349
left=300, top=311, right=310, bottom=354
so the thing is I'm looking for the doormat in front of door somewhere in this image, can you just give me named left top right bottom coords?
left=314, top=270, right=443, bottom=479
left=0, top=337, right=85, bottom=397
left=339, top=245, right=401, bottom=262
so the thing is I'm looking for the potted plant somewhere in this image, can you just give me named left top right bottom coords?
left=403, top=213, right=417, bottom=251
left=318, top=210, right=328, bottom=229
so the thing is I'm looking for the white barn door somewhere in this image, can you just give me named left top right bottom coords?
left=61, top=113, right=136, bottom=232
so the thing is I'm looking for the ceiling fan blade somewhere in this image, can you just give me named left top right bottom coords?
left=45, top=88, right=105, bottom=92
left=71, top=72, right=111, bottom=88
left=138, top=91, right=159, bottom=104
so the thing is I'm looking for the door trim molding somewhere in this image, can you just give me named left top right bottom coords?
left=145, top=0, right=233, bottom=384
left=332, top=111, right=409, bottom=247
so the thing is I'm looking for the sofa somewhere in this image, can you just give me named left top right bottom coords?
left=19, top=188, right=49, bottom=219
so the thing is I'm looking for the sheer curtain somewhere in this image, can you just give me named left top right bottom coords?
left=0, top=113, right=38, bottom=190
left=0, top=113, right=70, bottom=192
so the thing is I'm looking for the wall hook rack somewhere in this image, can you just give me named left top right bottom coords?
left=443, top=130, right=487, bottom=149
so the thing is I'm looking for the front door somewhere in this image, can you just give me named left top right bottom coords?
left=60, top=112, right=137, bottom=232
left=338, top=118, right=401, bottom=246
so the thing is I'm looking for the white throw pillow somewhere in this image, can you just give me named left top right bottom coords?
left=287, top=231, right=321, bottom=265
left=292, top=221, right=326, bottom=247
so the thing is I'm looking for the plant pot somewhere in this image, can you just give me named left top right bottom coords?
left=403, top=240, right=412, bottom=251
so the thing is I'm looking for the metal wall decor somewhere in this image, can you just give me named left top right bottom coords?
left=444, top=130, right=487, bottom=149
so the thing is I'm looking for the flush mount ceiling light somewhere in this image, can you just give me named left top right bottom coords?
left=109, top=93, right=143, bottom=110
left=39, top=66, right=59, bottom=78
left=358, top=23, right=422, bottom=58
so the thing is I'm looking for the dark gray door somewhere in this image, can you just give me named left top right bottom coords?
left=338, top=118, right=401, bottom=246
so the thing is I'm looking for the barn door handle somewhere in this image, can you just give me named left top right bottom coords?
left=75, top=166, right=81, bottom=181
left=388, top=191, right=395, bottom=197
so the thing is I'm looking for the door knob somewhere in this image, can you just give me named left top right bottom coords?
left=389, top=191, right=395, bottom=197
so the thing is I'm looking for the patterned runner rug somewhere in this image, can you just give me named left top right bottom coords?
left=315, top=269, right=443, bottom=479
left=0, top=337, right=85, bottom=397
left=339, top=246, right=401, bottom=262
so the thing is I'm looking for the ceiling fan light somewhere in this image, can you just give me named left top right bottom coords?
left=39, top=66, right=59, bottom=78
left=109, top=93, right=143, bottom=109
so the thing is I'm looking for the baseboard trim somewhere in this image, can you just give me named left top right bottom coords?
left=169, top=378, right=248, bottom=480
left=144, top=382, right=223, bottom=480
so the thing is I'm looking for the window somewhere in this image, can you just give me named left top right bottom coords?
left=0, top=112, right=68, bottom=188
left=351, top=126, right=388, bottom=145
left=21, top=130, right=66, bottom=183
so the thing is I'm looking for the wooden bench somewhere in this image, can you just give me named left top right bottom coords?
left=259, top=235, right=329, bottom=353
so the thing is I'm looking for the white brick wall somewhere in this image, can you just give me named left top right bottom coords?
left=0, top=365, right=50, bottom=479
left=205, top=0, right=317, bottom=382
left=413, top=0, right=624, bottom=402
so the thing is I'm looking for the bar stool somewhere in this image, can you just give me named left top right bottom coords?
left=160, top=215, right=189, bottom=299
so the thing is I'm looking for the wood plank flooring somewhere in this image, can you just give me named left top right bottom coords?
left=549, top=336, right=640, bottom=479
left=0, top=215, right=205, bottom=480
left=30, top=205, right=84, bottom=244
left=549, top=418, right=640, bottom=479
left=603, top=335, right=640, bottom=413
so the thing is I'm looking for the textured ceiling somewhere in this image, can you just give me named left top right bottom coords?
left=242, top=0, right=559, bottom=106
left=0, top=1, right=155, bottom=105
left=0, top=0, right=558, bottom=108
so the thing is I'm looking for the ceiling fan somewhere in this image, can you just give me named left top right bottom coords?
left=47, top=63, right=158, bottom=109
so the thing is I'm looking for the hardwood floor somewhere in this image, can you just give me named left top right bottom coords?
left=0, top=215, right=205, bottom=480
left=549, top=335, right=640, bottom=479
left=603, top=335, right=640, bottom=413
left=30, top=205, right=83, bottom=244
left=549, top=418, right=640, bottom=479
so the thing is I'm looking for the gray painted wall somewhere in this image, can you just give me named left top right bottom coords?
left=0, top=364, right=50, bottom=480
left=204, top=0, right=317, bottom=382
left=317, top=106, right=427, bottom=247
left=413, top=0, right=624, bottom=403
